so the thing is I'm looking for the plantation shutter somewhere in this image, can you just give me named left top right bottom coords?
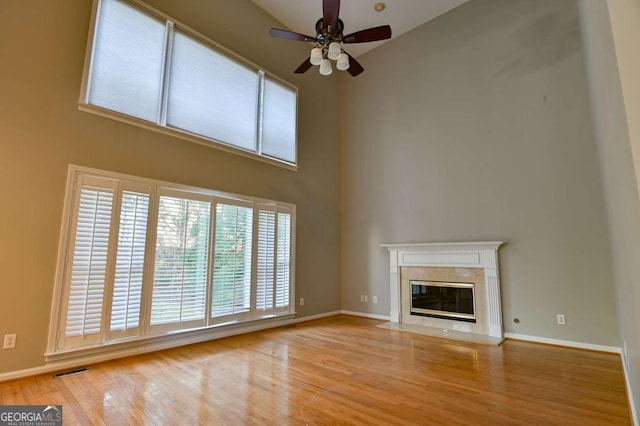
left=50, top=167, right=295, bottom=355
left=61, top=177, right=116, bottom=348
left=108, top=190, right=150, bottom=338
left=212, top=203, right=253, bottom=321
left=276, top=210, right=292, bottom=312
left=150, top=192, right=211, bottom=330
left=256, top=209, right=275, bottom=314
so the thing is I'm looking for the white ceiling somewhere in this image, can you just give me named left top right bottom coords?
left=251, top=0, right=470, bottom=57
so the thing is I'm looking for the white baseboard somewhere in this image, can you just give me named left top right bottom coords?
left=290, top=311, right=342, bottom=323
left=621, top=353, right=639, bottom=426
left=504, top=332, right=622, bottom=353
left=0, top=364, right=63, bottom=384
left=340, top=310, right=391, bottom=321
left=1, top=315, right=302, bottom=383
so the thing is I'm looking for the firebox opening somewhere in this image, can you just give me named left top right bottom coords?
left=410, top=280, right=476, bottom=323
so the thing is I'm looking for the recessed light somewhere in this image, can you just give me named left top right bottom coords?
left=374, top=2, right=386, bottom=12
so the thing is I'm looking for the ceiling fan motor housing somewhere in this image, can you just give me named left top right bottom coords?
left=315, top=18, right=344, bottom=46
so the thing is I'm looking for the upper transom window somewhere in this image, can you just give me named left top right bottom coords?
left=80, top=0, right=298, bottom=167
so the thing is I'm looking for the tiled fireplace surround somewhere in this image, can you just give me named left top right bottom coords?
left=382, top=242, right=504, bottom=341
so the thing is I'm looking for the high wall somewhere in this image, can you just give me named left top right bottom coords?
left=579, top=0, right=640, bottom=419
left=339, top=0, right=620, bottom=347
left=0, top=0, right=341, bottom=373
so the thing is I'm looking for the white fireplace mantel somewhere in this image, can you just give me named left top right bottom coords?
left=381, top=241, right=505, bottom=339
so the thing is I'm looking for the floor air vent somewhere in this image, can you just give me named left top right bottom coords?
left=53, top=368, right=89, bottom=378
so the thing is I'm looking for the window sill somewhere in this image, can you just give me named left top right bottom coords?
left=78, top=103, right=299, bottom=172
left=45, top=314, right=295, bottom=366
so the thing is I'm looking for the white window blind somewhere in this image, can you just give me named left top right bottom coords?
left=109, top=190, right=149, bottom=338
left=151, top=194, right=211, bottom=329
left=87, top=0, right=166, bottom=122
left=212, top=204, right=253, bottom=320
left=49, top=167, right=295, bottom=355
left=256, top=210, right=275, bottom=314
left=63, top=180, right=115, bottom=347
left=261, top=78, right=297, bottom=163
left=81, top=0, right=298, bottom=166
left=167, top=30, right=259, bottom=150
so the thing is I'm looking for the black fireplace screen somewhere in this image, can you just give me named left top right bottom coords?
left=410, top=280, right=475, bottom=322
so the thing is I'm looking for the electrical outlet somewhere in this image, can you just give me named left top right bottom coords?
left=3, top=334, right=16, bottom=349
left=556, top=314, right=566, bottom=325
left=373, top=296, right=378, bottom=304
left=299, top=298, right=304, bottom=306
left=364, top=295, right=368, bottom=303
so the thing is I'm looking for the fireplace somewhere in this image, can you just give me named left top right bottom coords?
left=410, top=280, right=476, bottom=322
left=381, top=242, right=504, bottom=340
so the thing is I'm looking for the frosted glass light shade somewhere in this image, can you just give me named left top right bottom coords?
left=327, top=42, right=341, bottom=60
left=319, top=58, right=333, bottom=75
left=310, top=48, right=323, bottom=66
left=336, top=53, right=350, bottom=71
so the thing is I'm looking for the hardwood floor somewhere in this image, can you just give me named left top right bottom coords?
left=0, top=315, right=631, bottom=425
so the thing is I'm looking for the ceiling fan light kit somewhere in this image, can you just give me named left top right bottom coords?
left=269, top=0, right=392, bottom=77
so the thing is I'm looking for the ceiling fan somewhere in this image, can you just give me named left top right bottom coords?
left=269, top=0, right=392, bottom=77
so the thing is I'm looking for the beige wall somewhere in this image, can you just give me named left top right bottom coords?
left=0, top=0, right=341, bottom=373
left=579, top=0, right=640, bottom=417
left=339, top=0, right=620, bottom=346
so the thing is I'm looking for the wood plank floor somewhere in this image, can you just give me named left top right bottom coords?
left=0, top=315, right=632, bottom=425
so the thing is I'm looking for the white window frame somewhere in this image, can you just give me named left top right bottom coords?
left=78, top=0, right=298, bottom=170
left=47, top=165, right=296, bottom=357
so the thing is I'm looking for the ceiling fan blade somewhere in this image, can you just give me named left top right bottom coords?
left=270, top=28, right=317, bottom=42
left=294, top=58, right=314, bottom=74
left=343, top=52, right=364, bottom=77
left=343, top=25, right=392, bottom=43
left=323, top=0, right=340, bottom=30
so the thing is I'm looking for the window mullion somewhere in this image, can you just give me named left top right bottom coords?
left=140, top=186, right=160, bottom=336
left=178, top=201, right=190, bottom=321
left=249, top=205, right=260, bottom=316
left=256, top=70, right=265, bottom=155
left=272, top=211, right=279, bottom=312
left=158, top=20, right=175, bottom=126
left=204, top=200, right=216, bottom=325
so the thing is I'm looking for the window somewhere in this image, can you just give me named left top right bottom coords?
left=167, top=30, right=259, bottom=151
left=49, top=166, right=295, bottom=354
left=81, top=0, right=297, bottom=167
left=261, top=78, right=297, bottom=163
left=150, top=192, right=211, bottom=331
left=86, top=0, right=166, bottom=122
